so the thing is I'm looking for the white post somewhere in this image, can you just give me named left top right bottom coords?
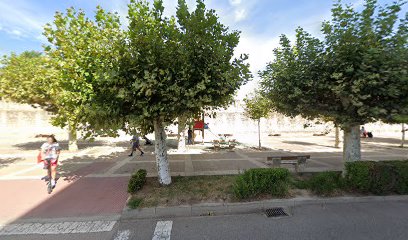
left=153, top=119, right=172, bottom=185
left=401, top=123, right=405, bottom=148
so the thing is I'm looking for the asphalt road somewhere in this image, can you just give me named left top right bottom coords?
left=3, top=200, right=408, bottom=240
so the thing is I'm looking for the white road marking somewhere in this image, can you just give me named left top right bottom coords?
left=114, top=230, right=131, bottom=240
left=152, top=221, right=173, bottom=240
left=0, top=220, right=116, bottom=235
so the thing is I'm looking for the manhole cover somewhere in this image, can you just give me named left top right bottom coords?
left=264, top=207, right=288, bottom=217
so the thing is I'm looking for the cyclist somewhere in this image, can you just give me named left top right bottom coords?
left=40, top=135, right=61, bottom=188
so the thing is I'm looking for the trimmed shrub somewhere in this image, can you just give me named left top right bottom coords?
left=370, top=162, right=397, bottom=195
left=345, top=160, right=408, bottom=195
left=128, top=169, right=147, bottom=194
left=345, top=161, right=373, bottom=192
left=308, top=171, right=343, bottom=196
left=233, top=168, right=290, bottom=199
left=392, top=161, right=408, bottom=194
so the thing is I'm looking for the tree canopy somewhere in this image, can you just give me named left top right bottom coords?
left=260, top=0, right=407, bottom=161
left=43, top=0, right=251, bottom=184
left=0, top=51, right=57, bottom=112
left=243, top=93, right=270, bottom=121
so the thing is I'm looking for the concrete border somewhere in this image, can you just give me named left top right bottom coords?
left=121, top=195, right=408, bottom=220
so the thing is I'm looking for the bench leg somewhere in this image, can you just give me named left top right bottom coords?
left=272, top=159, right=281, bottom=168
left=294, top=163, right=299, bottom=173
left=298, top=163, right=306, bottom=173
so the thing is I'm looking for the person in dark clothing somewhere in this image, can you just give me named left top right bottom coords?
left=187, top=128, right=193, bottom=145
left=143, top=135, right=153, bottom=145
left=129, top=135, right=144, bottom=157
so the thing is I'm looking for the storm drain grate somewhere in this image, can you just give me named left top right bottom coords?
left=264, top=207, right=288, bottom=217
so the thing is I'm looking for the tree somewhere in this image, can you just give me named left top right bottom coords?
left=0, top=51, right=82, bottom=150
left=260, top=0, right=408, bottom=163
left=43, top=6, right=125, bottom=148
left=44, top=0, right=251, bottom=185
left=243, top=93, right=270, bottom=149
left=0, top=51, right=57, bottom=111
left=384, top=115, right=408, bottom=147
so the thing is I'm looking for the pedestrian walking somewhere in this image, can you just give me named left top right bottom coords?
left=129, top=135, right=144, bottom=156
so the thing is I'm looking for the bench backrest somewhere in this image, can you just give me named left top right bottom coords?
left=267, top=155, right=310, bottom=161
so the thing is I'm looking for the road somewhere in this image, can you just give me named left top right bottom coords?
left=2, top=200, right=408, bottom=240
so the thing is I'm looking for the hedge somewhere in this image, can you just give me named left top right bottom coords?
left=345, top=160, right=408, bottom=195
left=233, top=168, right=290, bottom=199
left=308, top=171, right=344, bottom=196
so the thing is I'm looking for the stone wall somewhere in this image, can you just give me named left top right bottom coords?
left=0, top=101, right=402, bottom=142
left=0, top=101, right=66, bottom=142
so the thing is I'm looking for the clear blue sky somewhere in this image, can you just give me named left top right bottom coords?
left=0, top=0, right=405, bottom=96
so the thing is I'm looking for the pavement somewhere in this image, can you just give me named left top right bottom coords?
left=0, top=133, right=406, bottom=238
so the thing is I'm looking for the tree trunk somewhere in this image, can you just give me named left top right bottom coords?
left=177, top=116, right=187, bottom=151
left=153, top=119, right=172, bottom=185
left=343, top=124, right=361, bottom=162
left=258, top=119, right=261, bottom=149
left=334, top=124, right=340, bottom=148
left=68, top=125, right=78, bottom=151
left=401, top=123, right=405, bottom=148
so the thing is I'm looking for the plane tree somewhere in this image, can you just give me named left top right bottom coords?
left=260, top=0, right=408, bottom=162
left=0, top=51, right=80, bottom=150
left=44, top=0, right=251, bottom=185
left=243, top=93, right=270, bottom=149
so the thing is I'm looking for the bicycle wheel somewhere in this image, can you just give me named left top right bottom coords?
left=46, top=160, right=52, bottom=194
left=47, top=181, right=52, bottom=194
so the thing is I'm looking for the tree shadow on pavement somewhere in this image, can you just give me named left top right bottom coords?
left=282, top=141, right=335, bottom=148
left=0, top=158, right=23, bottom=169
left=13, top=140, right=110, bottom=151
left=57, top=151, right=127, bottom=183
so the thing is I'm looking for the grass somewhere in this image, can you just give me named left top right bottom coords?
left=128, top=197, right=143, bottom=209
left=130, top=175, right=236, bottom=208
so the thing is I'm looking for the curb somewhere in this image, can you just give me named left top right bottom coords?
left=121, top=195, right=408, bottom=220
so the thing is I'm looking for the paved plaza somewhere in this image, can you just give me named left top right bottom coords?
left=0, top=131, right=406, bottom=226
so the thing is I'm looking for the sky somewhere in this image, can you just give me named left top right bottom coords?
left=0, top=0, right=405, bottom=98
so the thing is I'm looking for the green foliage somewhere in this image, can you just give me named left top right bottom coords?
left=260, top=0, right=408, bottom=128
left=393, top=161, right=408, bottom=194
left=308, top=171, right=344, bottom=196
left=128, top=169, right=147, bottom=194
left=345, top=161, right=373, bottom=192
left=0, top=51, right=58, bottom=112
left=233, top=168, right=290, bottom=199
left=345, top=160, right=408, bottom=194
left=42, top=0, right=250, bottom=183
left=243, top=93, right=270, bottom=120
left=43, top=0, right=251, bottom=136
left=43, top=6, right=124, bottom=135
left=127, top=197, right=143, bottom=209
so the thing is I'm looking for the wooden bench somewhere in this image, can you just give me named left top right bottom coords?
left=228, top=139, right=237, bottom=150
left=213, top=139, right=237, bottom=151
left=213, top=140, right=221, bottom=151
left=313, top=130, right=330, bottom=136
left=266, top=155, right=310, bottom=173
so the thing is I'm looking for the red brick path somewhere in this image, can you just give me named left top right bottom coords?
left=0, top=163, right=129, bottom=223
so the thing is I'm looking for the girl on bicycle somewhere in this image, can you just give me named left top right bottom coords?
left=40, top=135, right=61, bottom=188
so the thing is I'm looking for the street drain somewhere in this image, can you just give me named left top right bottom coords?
left=264, top=207, right=288, bottom=217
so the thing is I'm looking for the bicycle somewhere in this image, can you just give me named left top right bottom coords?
left=42, top=159, right=53, bottom=194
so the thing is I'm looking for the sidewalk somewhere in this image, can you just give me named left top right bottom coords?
left=0, top=136, right=406, bottom=225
